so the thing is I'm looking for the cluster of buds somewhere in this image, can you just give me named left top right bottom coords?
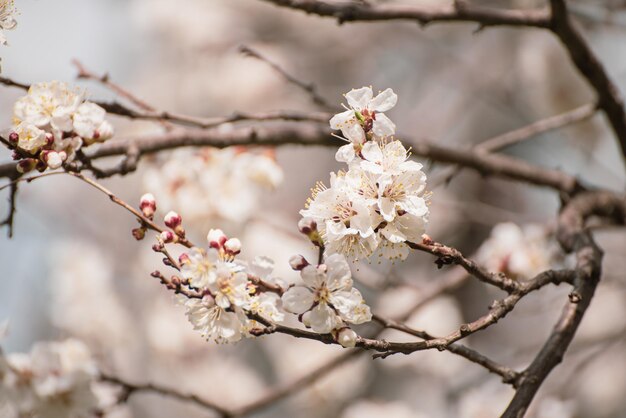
left=207, top=228, right=241, bottom=258
left=132, top=193, right=157, bottom=241
left=159, top=211, right=185, bottom=244
left=8, top=81, right=114, bottom=174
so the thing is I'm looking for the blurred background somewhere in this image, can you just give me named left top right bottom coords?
left=1, top=0, right=625, bottom=417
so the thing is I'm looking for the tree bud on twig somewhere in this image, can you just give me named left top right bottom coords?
left=289, top=254, right=309, bottom=271
left=207, top=228, right=227, bottom=249
left=139, top=193, right=156, bottom=219
left=224, top=238, right=242, bottom=255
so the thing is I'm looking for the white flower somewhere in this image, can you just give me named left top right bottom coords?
left=180, top=247, right=220, bottom=288
left=13, top=122, right=47, bottom=154
left=184, top=295, right=243, bottom=344
left=72, top=102, right=114, bottom=144
left=330, top=86, right=397, bottom=162
left=0, top=0, right=17, bottom=46
left=249, top=292, right=284, bottom=323
left=144, top=148, right=283, bottom=225
left=281, top=254, right=371, bottom=334
left=2, top=339, right=99, bottom=418
left=476, top=223, right=553, bottom=280
left=13, top=81, right=83, bottom=132
left=301, top=173, right=380, bottom=260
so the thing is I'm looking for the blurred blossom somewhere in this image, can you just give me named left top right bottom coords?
left=476, top=222, right=555, bottom=280
left=144, top=148, right=283, bottom=228
left=0, top=339, right=101, bottom=418
left=0, top=0, right=17, bottom=46
left=49, top=241, right=134, bottom=354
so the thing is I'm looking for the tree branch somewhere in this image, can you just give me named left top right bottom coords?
left=502, top=191, right=626, bottom=417
left=549, top=0, right=626, bottom=157
left=258, top=1, right=551, bottom=28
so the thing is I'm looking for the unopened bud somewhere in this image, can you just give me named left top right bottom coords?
left=224, top=238, right=242, bottom=255
left=298, top=217, right=317, bottom=235
left=298, top=217, right=323, bottom=247
left=164, top=211, right=182, bottom=229
left=16, top=159, right=36, bottom=174
left=132, top=227, right=146, bottom=240
left=207, top=228, right=227, bottom=249
left=289, top=254, right=309, bottom=271
left=160, top=230, right=176, bottom=243
left=179, top=253, right=190, bottom=265
left=40, top=150, right=63, bottom=169
left=140, top=193, right=157, bottom=218
left=336, top=328, right=358, bottom=348
left=422, top=234, right=434, bottom=245
left=8, top=132, right=18, bottom=143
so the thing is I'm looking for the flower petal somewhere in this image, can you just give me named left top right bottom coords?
left=372, top=113, right=396, bottom=137
left=281, top=286, right=315, bottom=314
left=345, top=87, right=373, bottom=110
left=369, top=88, right=398, bottom=112
left=302, top=303, right=340, bottom=333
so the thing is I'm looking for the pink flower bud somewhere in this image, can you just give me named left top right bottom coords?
left=298, top=217, right=317, bottom=235
left=289, top=254, right=309, bottom=271
left=164, top=211, right=182, bottom=229
left=179, top=253, right=190, bottom=265
left=207, top=229, right=227, bottom=249
left=8, top=132, right=18, bottom=143
left=336, top=328, right=358, bottom=348
left=160, top=230, right=176, bottom=243
left=224, top=238, right=242, bottom=255
left=140, top=193, right=157, bottom=218
left=16, top=159, right=36, bottom=174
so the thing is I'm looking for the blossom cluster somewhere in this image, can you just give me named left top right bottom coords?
left=301, top=87, right=429, bottom=261
left=8, top=81, right=114, bottom=173
left=144, top=147, right=283, bottom=225
left=0, top=338, right=101, bottom=418
left=476, top=222, right=554, bottom=280
left=178, top=228, right=285, bottom=343
left=0, top=0, right=17, bottom=47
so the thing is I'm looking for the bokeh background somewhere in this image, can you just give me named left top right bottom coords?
left=1, top=0, right=625, bottom=417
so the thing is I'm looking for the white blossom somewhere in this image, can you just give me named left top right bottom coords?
left=281, top=254, right=371, bottom=334
left=10, top=81, right=114, bottom=171
left=184, top=295, right=243, bottom=344
left=144, top=148, right=283, bottom=225
left=476, top=222, right=553, bottom=279
left=72, top=102, right=114, bottom=145
left=330, top=86, right=397, bottom=163
left=1, top=339, right=100, bottom=418
left=301, top=172, right=380, bottom=260
left=0, top=0, right=17, bottom=46
left=302, top=139, right=429, bottom=261
left=13, top=122, right=47, bottom=154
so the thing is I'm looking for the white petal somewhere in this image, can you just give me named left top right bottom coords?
left=282, top=286, right=315, bottom=314
left=329, top=109, right=355, bottom=130
left=325, top=254, right=352, bottom=291
left=361, top=141, right=383, bottom=163
left=302, top=303, right=340, bottom=334
left=379, top=197, right=396, bottom=222
left=335, top=144, right=356, bottom=163
left=331, top=288, right=372, bottom=324
left=342, top=122, right=366, bottom=145
left=345, top=87, right=373, bottom=110
left=372, top=113, right=396, bottom=137
left=369, top=88, right=398, bottom=112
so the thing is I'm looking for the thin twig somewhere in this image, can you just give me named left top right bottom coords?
left=239, top=45, right=333, bottom=109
